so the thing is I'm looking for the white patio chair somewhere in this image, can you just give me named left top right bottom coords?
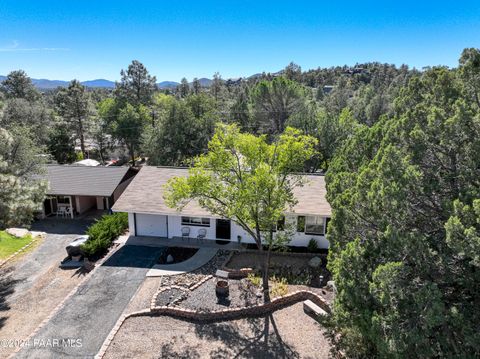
left=181, top=227, right=190, bottom=241
left=197, top=228, right=207, bottom=241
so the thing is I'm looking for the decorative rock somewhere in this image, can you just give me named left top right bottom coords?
left=6, top=228, right=30, bottom=238
left=303, top=299, right=328, bottom=317
left=308, top=256, right=322, bottom=268
left=166, top=254, right=174, bottom=263
left=326, top=280, right=336, bottom=292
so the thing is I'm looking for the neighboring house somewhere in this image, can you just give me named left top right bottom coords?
left=112, top=166, right=331, bottom=248
left=40, top=165, right=137, bottom=218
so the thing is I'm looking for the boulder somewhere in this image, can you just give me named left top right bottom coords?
left=6, top=228, right=30, bottom=238
left=326, top=280, right=337, bottom=292
left=308, top=256, right=322, bottom=268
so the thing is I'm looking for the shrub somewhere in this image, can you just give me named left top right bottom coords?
left=307, top=238, right=319, bottom=252
left=247, top=272, right=262, bottom=287
left=270, top=276, right=288, bottom=297
left=81, top=212, right=128, bottom=258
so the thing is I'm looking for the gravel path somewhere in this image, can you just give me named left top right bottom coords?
left=155, top=288, right=189, bottom=307
left=179, top=278, right=261, bottom=312
left=104, top=302, right=331, bottom=359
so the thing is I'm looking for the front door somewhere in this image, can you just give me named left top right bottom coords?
left=216, top=219, right=231, bottom=240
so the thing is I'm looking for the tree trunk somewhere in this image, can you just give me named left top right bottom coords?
left=130, top=143, right=135, bottom=166
left=78, top=118, right=86, bottom=159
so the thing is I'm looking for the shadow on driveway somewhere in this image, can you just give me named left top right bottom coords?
left=102, top=245, right=165, bottom=269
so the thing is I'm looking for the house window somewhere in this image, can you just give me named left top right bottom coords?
left=57, top=196, right=70, bottom=204
left=277, top=216, right=285, bottom=231
left=305, top=216, right=325, bottom=235
left=181, top=217, right=210, bottom=227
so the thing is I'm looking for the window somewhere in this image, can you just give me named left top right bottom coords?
left=305, top=216, right=325, bottom=235
left=277, top=216, right=285, bottom=231
left=181, top=217, right=210, bottom=227
left=297, top=216, right=305, bottom=232
left=56, top=196, right=70, bottom=204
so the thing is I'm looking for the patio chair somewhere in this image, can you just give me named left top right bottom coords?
left=56, top=207, right=66, bottom=218
left=181, top=227, right=190, bottom=240
left=197, top=228, right=207, bottom=241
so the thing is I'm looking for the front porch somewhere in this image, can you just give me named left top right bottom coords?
left=126, top=235, right=245, bottom=251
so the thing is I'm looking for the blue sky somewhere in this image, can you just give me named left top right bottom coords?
left=0, top=1, right=479, bottom=81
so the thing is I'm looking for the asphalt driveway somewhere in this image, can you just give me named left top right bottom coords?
left=15, top=245, right=165, bottom=359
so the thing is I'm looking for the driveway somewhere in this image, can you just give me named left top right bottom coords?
left=15, top=245, right=165, bottom=359
left=0, top=219, right=93, bottom=359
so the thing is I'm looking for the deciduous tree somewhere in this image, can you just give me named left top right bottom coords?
left=164, top=124, right=317, bottom=301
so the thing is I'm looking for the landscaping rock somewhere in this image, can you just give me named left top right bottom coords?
left=6, top=228, right=30, bottom=238
left=308, top=256, right=322, bottom=268
left=326, top=280, right=336, bottom=292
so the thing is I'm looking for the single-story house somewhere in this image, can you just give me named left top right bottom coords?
left=112, top=166, right=332, bottom=248
left=40, top=165, right=137, bottom=218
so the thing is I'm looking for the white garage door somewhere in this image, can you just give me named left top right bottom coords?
left=136, top=214, right=168, bottom=237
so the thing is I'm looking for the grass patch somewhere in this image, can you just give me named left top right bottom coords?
left=0, top=231, right=34, bottom=259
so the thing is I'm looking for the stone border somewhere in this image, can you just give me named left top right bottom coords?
left=0, top=235, right=40, bottom=268
left=8, top=242, right=122, bottom=359
left=150, top=290, right=331, bottom=321
left=95, top=290, right=331, bottom=359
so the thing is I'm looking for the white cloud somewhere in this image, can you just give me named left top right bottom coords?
left=0, top=40, right=69, bottom=52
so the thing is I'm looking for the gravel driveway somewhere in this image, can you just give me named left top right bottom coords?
left=0, top=219, right=93, bottom=358
left=15, top=245, right=165, bottom=359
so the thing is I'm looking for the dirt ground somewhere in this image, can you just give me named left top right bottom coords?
left=0, top=264, right=86, bottom=358
left=104, top=302, right=332, bottom=359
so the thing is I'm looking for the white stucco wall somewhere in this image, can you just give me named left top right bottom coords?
left=128, top=213, right=136, bottom=235
left=132, top=213, right=329, bottom=248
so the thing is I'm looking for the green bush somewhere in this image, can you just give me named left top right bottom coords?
left=81, top=212, right=128, bottom=258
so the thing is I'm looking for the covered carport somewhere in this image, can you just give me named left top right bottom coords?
left=40, top=165, right=137, bottom=218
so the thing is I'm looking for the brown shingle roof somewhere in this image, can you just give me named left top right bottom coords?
left=112, top=166, right=331, bottom=217
left=42, top=165, right=133, bottom=197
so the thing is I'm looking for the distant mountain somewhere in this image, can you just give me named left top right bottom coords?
left=81, top=79, right=115, bottom=88
left=197, top=78, right=212, bottom=87
left=31, top=78, right=69, bottom=89
left=157, top=81, right=179, bottom=89
left=0, top=74, right=253, bottom=90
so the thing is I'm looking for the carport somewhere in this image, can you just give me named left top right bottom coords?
left=40, top=165, right=137, bottom=218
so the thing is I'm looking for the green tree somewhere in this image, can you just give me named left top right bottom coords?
left=250, top=76, right=306, bottom=135
left=192, top=77, right=201, bottom=94
left=164, top=124, right=317, bottom=301
left=1, top=98, right=52, bottom=144
left=0, top=127, right=47, bottom=228
left=326, top=65, right=480, bottom=357
left=459, top=47, right=480, bottom=109
left=55, top=80, right=92, bottom=158
left=0, top=70, right=39, bottom=102
left=47, top=121, right=76, bottom=164
left=143, top=96, right=216, bottom=166
left=211, top=72, right=223, bottom=102
left=115, top=60, right=157, bottom=106
left=114, top=103, right=148, bottom=164
left=178, top=77, right=190, bottom=98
